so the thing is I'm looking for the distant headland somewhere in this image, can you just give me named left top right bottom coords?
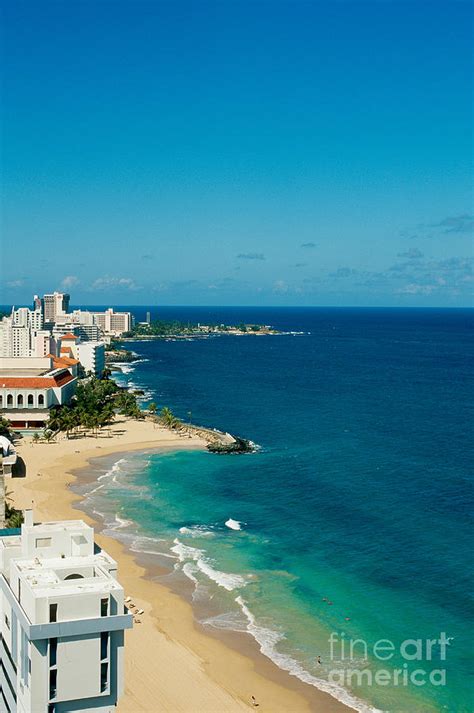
left=118, top=318, right=281, bottom=340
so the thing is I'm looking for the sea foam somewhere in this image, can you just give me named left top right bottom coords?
left=225, top=518, right=242, bottom=530
left=171, top=538, right=247, bottom=592
left=179, top=525, right=214, bottom=538
left=235, top=596, right=382, bottom=713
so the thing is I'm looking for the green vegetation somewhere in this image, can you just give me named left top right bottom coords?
left=0, top=417, right=13, bottom=440
left=45, top=376, right=143, bottom=439
left=4, top=489, right=24, bottom=528
left=124, top=320, right=195, bottom=337
left=145, top=403, right=182, bottom=430
left=159, top=406, right=181, bottom=429
left=121, top=319, right=276, bottom=338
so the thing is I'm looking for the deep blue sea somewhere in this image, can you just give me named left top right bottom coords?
left=79, top=307, right=473, bottom=712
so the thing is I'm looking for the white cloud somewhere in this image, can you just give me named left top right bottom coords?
left=61, top=275, right=80, bottom=289
left=396, top=283, right=438, bottom=295
left=91, top=276, right=139, bottom=291
left=6, top=280, right=23, bottom=288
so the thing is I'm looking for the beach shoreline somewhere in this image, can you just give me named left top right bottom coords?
left=8, top=417, right=352, bottom=713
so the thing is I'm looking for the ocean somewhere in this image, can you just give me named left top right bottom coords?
left=74, top=307, right=473, bottom=712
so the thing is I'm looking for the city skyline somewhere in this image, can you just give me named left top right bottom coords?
left=2, top=1, right=472, bottom=307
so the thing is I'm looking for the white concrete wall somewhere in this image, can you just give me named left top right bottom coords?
left=21, top=524, right=94, bottom=560
left=57, top=634, right=102, bottom=701
left=0, top=522, right=127, bottom=713
left=0, top=357, right=52, bottom=371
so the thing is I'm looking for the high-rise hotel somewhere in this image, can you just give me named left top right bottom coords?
left=0, top=515, right=132, bottom=713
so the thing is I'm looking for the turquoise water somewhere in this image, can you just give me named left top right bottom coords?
left=78, top=308, right=473, bottom=712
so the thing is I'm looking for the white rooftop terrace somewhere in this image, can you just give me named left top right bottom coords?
left=14, top=555, right=121, bottom=599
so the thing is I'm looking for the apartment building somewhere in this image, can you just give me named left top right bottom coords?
left=52, top=324, right=101, bottom=343
left=59, top=336, right=105, bottom=377
left=0, top=516, right=132, bottom=712
left=0, top=312, right=55, bottom=360
left=39, top=294, right=70, bottom=325
left=68, top=310, right=132, bottom=338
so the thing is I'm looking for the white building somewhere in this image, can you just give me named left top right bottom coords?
left=66, top=310, right=132, bottom=338
left=11, top=310, right=43, bottom=332
left=0, top=311, right=55, bottom=360
left=76, top=343, right=105, bottom=377
left=52, top=324, right=101, bottom=343
left=58, top=336, right=105, bottom=377
left=0, top=357, right=77, bottom=430
left=0, top=515, right=132, bottom=712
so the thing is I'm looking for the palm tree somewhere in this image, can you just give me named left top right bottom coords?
left=99, top=403, right=115, bottom=436
left=7, top=511, right=24, bottom=528
left=46, top=408, right=62, bottom=437
left=61, top=409, right=76, bottom=440
left=43, top=429, right=54, bottom=444
left=160, top=406, right=181, bottom=429
left=32, top=432, right=40, bottom=445
left=4, top=489, right=24, bottom=528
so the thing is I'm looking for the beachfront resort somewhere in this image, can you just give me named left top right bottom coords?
left=0, top=293, right=135, bottom=712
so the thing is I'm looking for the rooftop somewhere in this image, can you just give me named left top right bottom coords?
left=0, top=370, right=74, bottom=389
left=15, top=555, right=121, bottom=598
left=0, top=368, right=50, bottom=377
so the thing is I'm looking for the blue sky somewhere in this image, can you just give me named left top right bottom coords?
left=1, top=0, right=472, bottom=307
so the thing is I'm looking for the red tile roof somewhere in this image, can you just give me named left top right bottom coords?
left=53, top=371, right=75, bottom=387
left=60, top=333, right=77, bottom=340
left=0, top=372, right=75, bottom=389
left=51, top=355, right=80, bottom=367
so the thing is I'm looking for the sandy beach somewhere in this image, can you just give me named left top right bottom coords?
left=7, top=417, right=350, bottom=713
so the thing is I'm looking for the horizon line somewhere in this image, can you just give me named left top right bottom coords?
left=1, top=302, right=473, bottom=311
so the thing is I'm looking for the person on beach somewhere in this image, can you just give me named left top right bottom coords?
left=251, top=694, right=259, bottom=706
left=317, top=656, right=321, bottom=665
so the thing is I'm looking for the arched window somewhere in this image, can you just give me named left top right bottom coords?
left=27, top=394, right=34, bottom=406
left=0, top=395, right=3, bottom=407
left=38, top=394, right=45, bottom=406
left=17, top=394, right=24, bottom=407
left=64, top=574, right=84, bottom=580
left=7, top=394, right=13, bottom=406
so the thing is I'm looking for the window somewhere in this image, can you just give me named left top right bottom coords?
left=100, top=598, right=108, bottom=617
left=64, top=573, right=84, bottom=580
left=100, top=632, right=108, bottom=660
left=7, top=394, right=13, bottom=406
left=17, top=394, right=23, bottom=407
left=4, top=614, right=10, bottom=630
left=36, top=537, right=52, bottom=548
left=27, top=394, right=34, bottom=406
left=0, top=395, right=2, bottom=407
left=100, top=662, right=108, bottom=692
left=49, top=604, right=58, bottom=623
left=49, top=638, right=57, bottom=667
left=38, top=394, right=45, bottom=406
left=49, top=669, right=57, bottom=700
